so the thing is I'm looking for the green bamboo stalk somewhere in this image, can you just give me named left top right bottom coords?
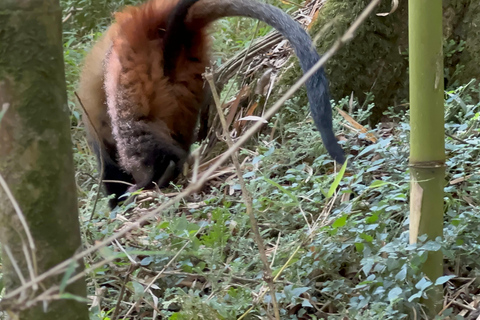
left=408, top=0, right=445, bottom=315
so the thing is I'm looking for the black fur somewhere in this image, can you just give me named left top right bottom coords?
left=113, top=118, right=187, bottom=193
left=91, top=139, right=134, bottom=208
left=163, top=0, right=200, bottom=80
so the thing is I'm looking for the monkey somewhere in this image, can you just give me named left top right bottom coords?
left=77, top=0, right=345, bottom=209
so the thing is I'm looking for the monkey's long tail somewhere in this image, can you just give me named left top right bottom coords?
left=167, top=0, right=346, bottom=164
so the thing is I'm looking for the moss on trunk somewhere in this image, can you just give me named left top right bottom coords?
left=0, top=1, right=88, bottom=319
left=277, top=0, right=480, bottom=124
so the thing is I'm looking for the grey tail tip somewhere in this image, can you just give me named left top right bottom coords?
left=335, top=153, right=346, bottom=164
left=330, top=147, right=346, bottom=164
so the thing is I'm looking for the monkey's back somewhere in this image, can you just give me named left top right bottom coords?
left=78, top=0, right=210, bottom=165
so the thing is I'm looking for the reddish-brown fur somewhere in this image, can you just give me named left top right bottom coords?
left=106, top=0, right=209, bottom=151
left=78, top=0, right=211, bottom=207
left=79, top=0, right=210, bottom=147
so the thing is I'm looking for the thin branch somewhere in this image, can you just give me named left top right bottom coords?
left=0, top=174, right=37, bottom=283
left=112, top=265, right=135, bottom=320
left=3, top=245, right=27, bottom=287
left=74, top=91, right=104, bottom=220
left=206, top=73, right=281, bottom=320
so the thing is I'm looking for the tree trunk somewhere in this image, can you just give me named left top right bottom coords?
left=408, top=0, right=445, bottom=315
left=0, top=1, right=89, bottom=319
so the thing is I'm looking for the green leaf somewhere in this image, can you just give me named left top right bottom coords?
left=58, top=293, right=90, bottom=303
left=131, top=281, right=145, bottom=300
left=332, top=215, right=347, bottom=229
left=415, top=277, right=433, bottom=291
left=360, top=233, right=373, bottom=242
left=388, top=287, right=402, bottom=302
left=355, top=242, right=364, bottom=252
left=422, top=241, right=441, bottom=251
left=357, top=144, right=378, bottom=158
left=369, top=180, right=388, bottom=188
left=395, top=266, right=407, bottom=281
left=291, top=286, right=310, bottom=296
left=157, top=221, right=169, bottom=229
left=365, top=213, right=379, bottom=224
left=59, top=260, right=78, bottom=293
left=408, top=291, right=423, bottom=302
left=140, top=256, right=153, bottom=266
left=302, top=299, right=313, bottom=308
left=435, top=275, right=455, bottom=285
left=263, top=177, right=298, bottom=203
left=327, top=160, right=348, bottom=198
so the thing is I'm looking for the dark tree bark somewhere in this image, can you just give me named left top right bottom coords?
left=443, top=0, right=480, bottom=87
left=0, top=1, right=88, bottom=319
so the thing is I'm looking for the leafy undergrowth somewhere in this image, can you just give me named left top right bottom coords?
left=74, top=81, right=480, bottom=320
left=59, top=1, right=480, bottom=319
